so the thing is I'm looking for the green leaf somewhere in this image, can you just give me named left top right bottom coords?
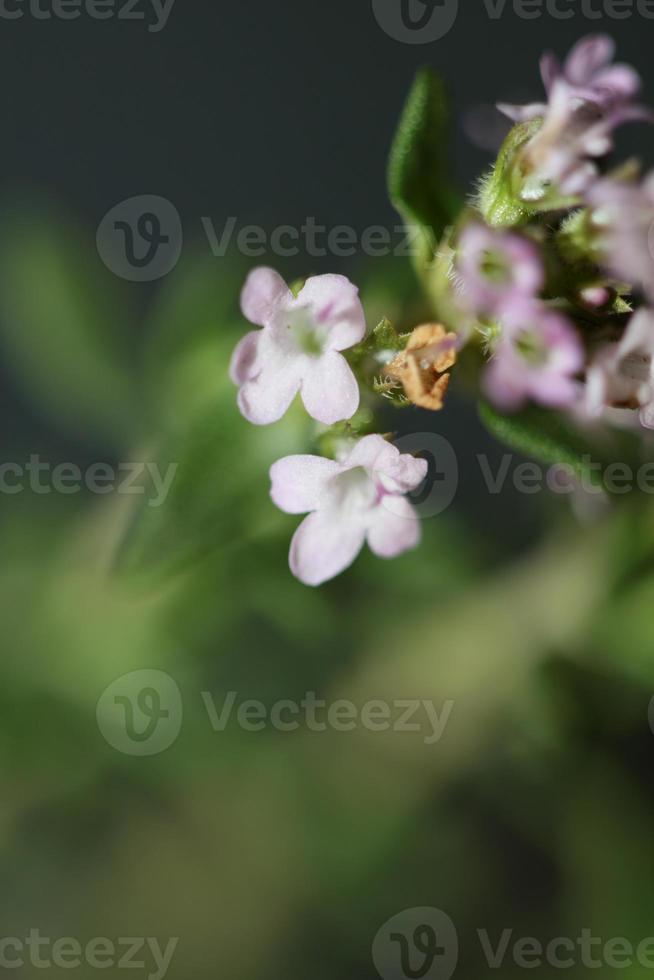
left=0, top=200, right=139, bottom=451
left=479, top=400, right=603, bottom=485
left=115, top=379, right=311, bottom=587
left=477, top=117, right=583, bottom=226
left=142, top=251, right=246, bottom=432
left=387, top=69, right=459, bottom=265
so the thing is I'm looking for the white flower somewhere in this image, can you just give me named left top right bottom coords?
left=270, top=435, right=428, bottom=586
left=231, top=268, right=366, bottom=426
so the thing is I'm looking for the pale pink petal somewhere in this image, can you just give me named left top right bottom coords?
left=341, top=434, right=394, bottom=470
left=238, top=359, right=302, bottom=425
left=593, top=64, right=640, bottom=98
left=289, top=509, right=366, bottom=586
left=269, top=455, right=341, bottom=515
left=296, top=274, right=366, bottom=351
left=528, top=373, right=580, bottom=407
left=640, top=403, right=654, bottom=429
left=618, top=308, right=654, bottom=360
left=584, top=358, right=610, bottom=417
left=300, top=350, right=360, bottom=424
left=540, top=52, right=560, bottom=93
left=565, top=35, right=614, bottom=86
left=377, top=453, right=428, bottom=495
left=241, top=267, right=292, bottom=327
left=483, top=359, right=526, bottom=412
left=229, top=330, right=261, bottom=385
left=367, top=497, right=422, bottom=559
left=497, top=102, right=547, bottom=123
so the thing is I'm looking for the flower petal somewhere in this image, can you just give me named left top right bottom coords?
left=483, top=359, right=526, bottom=412
left=270, top=455, right=341, bottom=515
left=367, top=497, right=421, bottom=559
left=289, top=509, right=365, bottom=586
left=618, top=308, right=654, bottom=360
left=528, top=372, right=580, bottom=408
left=340, top=434, right=394, bottom=472
left=301, top=350, right=360, bottom=424
left=340, top=434, right=390, bottom=469
left=241, top=268, right=292, bottom=327
left=593, top=64, right=640, bottom=99
left=229, top=330, right=261, bottom=385
left=378, top=453, right=428, bottom=495
left=497, top=102, right=547, bottom=123
left=565, top=35, right=614, bottom=86
left=238, top=358, right=302, bottom=425
left=296, top=275, right=366, bottom=351
left=540, top=52, right=560, bottom=93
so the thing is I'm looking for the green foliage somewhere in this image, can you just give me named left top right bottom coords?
left=476, top=118, right=543, bottom=228
left=116, top=383, right=311, bottom=586
left=387, top=69, right=459, bottom=268
left=479, top=400, right=604, bottom=485
left=3, top=203, right=654, bottom=980
left=0, top=200, right=139, bottom=451
left=142, top=252, right=246, bottom=432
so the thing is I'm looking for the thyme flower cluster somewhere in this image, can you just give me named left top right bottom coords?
left=230, top=35, right=654, bottom=586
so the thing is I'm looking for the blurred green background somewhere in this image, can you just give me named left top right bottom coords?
left=1, top=197, right=654, bottom=979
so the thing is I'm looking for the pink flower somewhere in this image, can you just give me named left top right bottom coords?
left=499, top=35, right=641, bottom=123
left=231, top=268, right=366, bottom=426
left=484, top=301, right=583, bottom=411
left=587, top=174, right=654, bottom=300
left=518, top=81, right=645, bottom=201
left=540, top=35, right=640, bottom=108
left=457, top=224, right=543, bottom=317
left=498, top=36, right=650, bottom=201
left=585, top=307, right=654, bottom=428
left=270, top=435, right=428, bottom=586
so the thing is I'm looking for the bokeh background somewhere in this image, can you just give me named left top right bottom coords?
left=1, top=2, right=654, bottom=978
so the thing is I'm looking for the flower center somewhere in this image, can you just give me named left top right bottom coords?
left=514, top=328, right=548, bottom=366
left=285, top=308, right=325, bottom=356
left=480, top=249, right=511, bottom=285
left=334, top=467, right=377, bottom=511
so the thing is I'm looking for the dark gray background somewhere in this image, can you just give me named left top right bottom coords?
left=2, top=0, right=651, bottom=245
